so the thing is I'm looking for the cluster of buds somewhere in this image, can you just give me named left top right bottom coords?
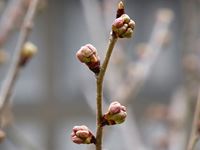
left=71, top=102, right=127, bottom=145
left=72, top=1, right=130, bottom=147
left=20, top=42, right=37, bottom=66
left=76, top=44, right=100, bottom=74
left=112, top=14, right=135, bottom=38
left=102, top=101, right=127, bottom=126
left=71, top=125, right=96, bottom=144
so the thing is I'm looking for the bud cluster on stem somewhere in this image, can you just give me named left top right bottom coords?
left=72, top=1, right=135, bottom=150
left=112, top=14, right=135, bottom=38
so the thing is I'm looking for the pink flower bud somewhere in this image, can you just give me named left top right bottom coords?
left=112, top=14, right=135, bottom=38
left=76, top=44, right=100, bottom=74
left=112, top=18, right=124, bottom=30
left=71, top=125, right=96, bottom=144
left=102, top=101, right=127, bottom=126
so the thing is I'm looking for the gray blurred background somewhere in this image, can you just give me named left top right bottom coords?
left=0, top=0, right=199, bottom=150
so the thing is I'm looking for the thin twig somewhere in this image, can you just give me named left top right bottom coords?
left=167, top=87, right=189, bottom=150
left=113, top=9, right=174, bottom=104
left=0, top=0, right=31, bottom=47
left=95, top=34, right=117, bottom=150
left=0, top=0, right=39, bottom=127
left=80, top=0, right=107, bottom=57
left=187, top=88, right=200, bottom=150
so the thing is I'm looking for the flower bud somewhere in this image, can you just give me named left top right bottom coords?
left=20, top=42, right=37, bottom=66
left=112, top=18, right=124, bottom=30
left=102, top=101, right=127, bottom=126
left=71, top=125, right=96, bottom=144
left=76, top=44, right=100, bottom=74
left=112, top=14, right=135, bottom=38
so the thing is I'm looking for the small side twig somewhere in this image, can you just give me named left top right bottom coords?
left=0, top=0, right=39, bottom=127
left=187, top=88, right=200, bottom=150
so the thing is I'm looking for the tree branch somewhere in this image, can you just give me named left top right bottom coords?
left=95, top=34, right=117, bottom=150
left=0, top=0, right=39, bottom=127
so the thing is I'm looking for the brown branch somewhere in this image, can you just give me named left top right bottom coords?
left=187, top=88, right=200, bottom=150
left=95, top=34, right=118, bottom=150
left=0, top=0, right=39, bottom=127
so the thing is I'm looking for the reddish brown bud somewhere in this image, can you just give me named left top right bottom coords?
left=76, top=44, right=100, bottom=74
left=102, top=101, right=127, bottom=126
left=71, top=125, right=96, bottom=144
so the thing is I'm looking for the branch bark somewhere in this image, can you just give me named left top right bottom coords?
left=95, top=34, right=117, bottom=150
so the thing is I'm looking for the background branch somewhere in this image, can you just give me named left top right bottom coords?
left=0, top=0, right=39, bottom=127
left=187, top=88, right=200, bottom=150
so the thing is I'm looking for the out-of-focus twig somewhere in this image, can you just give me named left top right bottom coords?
left=113, top=9, right=174, bottom=103
left=0, top=0, right=31, bottom=47
left=80, top=0, right=107, bottom=57
left=167, top=88, right=189, bottom=150
left=187, top=88, right=200, bottom=150
left=120, top=109, right=147, bottom=150
left=0, top=0, right=39, bottom=128
left=0, top=0, right=47, bottom=48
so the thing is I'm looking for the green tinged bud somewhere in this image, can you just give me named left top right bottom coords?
left=102, top=101, right=127, bottom=126
left=71, top=125, right=96, bottom=144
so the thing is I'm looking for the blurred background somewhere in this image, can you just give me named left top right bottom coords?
left=0, top=0, right=199, bottom=150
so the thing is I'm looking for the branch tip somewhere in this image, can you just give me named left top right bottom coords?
left=116, top=1, right=125, bottom=18
left=118, top=1, right=124, bottom=10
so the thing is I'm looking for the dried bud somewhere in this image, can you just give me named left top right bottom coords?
left=0, top=129, right=6, bottom=143
left=112, top=14, right=135, bottom=38
left=20, top=42, right=37, bottom=66
left=71, top=125, right=96, bottom=144
left=76, top=44, right=100, bottom=74
left=102, top=101, right=127, bottom=126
